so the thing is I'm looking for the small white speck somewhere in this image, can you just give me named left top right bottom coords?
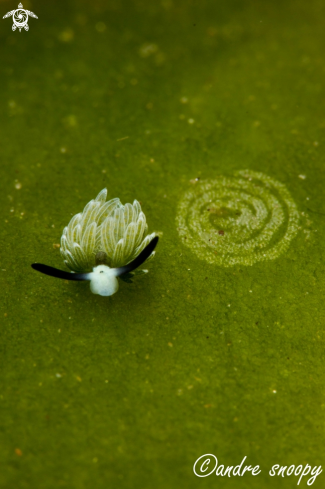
left=272, top=390, right=277, bottom=394
left=188, top=269, right=191, bottom=270
left=139, top=43, right=158, bottom=57
left=188, top=118, right=195, bottom=124
left=249, top=290, right=252, bottom=293
left=306, top=197, right=310, bottom=200
left=298, top=174, right=306, bottom=179
left=227, top=304, right=231, bottom=307
left=14, top=181, right=22, bottom=190
left=56, top=373, right=62, bottom=378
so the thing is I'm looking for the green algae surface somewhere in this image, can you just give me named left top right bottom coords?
left=1, top=0, right=325, bottom=487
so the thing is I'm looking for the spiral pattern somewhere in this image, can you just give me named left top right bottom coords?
left=176, top=170, right=300, bottom=267
left=14, top=10, right=27, bottom=24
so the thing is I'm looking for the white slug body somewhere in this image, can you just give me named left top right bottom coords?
left=88, top=265, right=119, bottom=297
left=59, top=189, right=156, bottom=296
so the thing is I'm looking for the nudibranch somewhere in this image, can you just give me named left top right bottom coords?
left=31, top=189, right=159, bottom=296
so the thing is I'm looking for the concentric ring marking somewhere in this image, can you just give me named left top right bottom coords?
left=176, top=170, right=300, bottom=266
